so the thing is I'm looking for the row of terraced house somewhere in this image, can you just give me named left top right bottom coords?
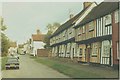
left=50, top=2, right=119, bottom=68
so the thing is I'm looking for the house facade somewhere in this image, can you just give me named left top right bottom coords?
left=50, top=2, right=97, bottom=60
left=50, top=2, right=119, bottom=67
left=74, top=2, right=119, bottom=67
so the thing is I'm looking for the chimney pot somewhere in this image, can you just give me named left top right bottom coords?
left=70, top=14, right=74, bottom=19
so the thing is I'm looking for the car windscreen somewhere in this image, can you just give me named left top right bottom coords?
left=8, top=58, right=18, bottom=62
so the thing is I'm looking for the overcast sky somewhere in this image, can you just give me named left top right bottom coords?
left=2, top=2, right=102, bottom=44
left=2, top=2, right=84, bottom=44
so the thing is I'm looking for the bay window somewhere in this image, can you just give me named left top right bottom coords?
left=105, top=25, right=112, bottom=35
left=103, top=45, right=110, bottom=57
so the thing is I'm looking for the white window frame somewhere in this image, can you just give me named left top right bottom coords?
left=92, top=43, right=97, bottom=56
left=82, top=26, right=85, bottom=33
left=115, top=10, right=119, bottom=23
left=105, top=15, right=111, bottom=25
left=79, top=48, right=82, bottom=57
left=69, top=27, right=72, bottom=34
left=63, top=31, right=65, bottom=37
left=117, top=42, right=119, bottom=59
left=103, top=45, right=110, bottom=57
left=78, top=27, right=82, bottom=36
left=110, top=25, right=112, bottom=34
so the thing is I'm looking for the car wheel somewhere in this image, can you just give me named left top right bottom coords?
left=17, top=67, right=19, bottom=69
left=6, top=67, right=8, bottom=70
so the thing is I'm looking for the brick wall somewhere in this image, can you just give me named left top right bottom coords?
left=37, top=49, right=50, bottom=57
left=112, top=11, right=119, bottom=65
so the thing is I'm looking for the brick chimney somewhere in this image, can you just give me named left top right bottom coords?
left=36, top=29, right=41, bottom=35
left=83, top=2, right=92, bottom=9
left=69, top=14, right=74, bottom=19
left=69, top=9, right=74, bottom=19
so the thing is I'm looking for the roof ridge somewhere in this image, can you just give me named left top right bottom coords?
left=50, top=2, right=94, bottom=38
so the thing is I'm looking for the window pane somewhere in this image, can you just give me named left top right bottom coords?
left=117, top=42, right=120, bottom=59
left=105, top=15, right=111, bottom=25
left=115, top=10, right=118, bottom=23
left=110, top=25, right=112, bottom=34
left=83, top=26, right=85, bottom=33
left=89, top=21, right=94, bottom=31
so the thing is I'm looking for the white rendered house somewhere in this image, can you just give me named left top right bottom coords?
left=31, top=29, right=45, bottom=56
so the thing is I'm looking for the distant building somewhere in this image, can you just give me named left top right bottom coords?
left=18, top=44, right=24, bottom=54
left=31, top=29, right=45, bottom=56
left=8, top=41, right=17, bottom=56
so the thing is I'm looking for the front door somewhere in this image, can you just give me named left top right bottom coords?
left=86, top=48, right=90, bottom=63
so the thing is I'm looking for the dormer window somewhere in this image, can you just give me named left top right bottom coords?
left=78, top=28, right=82, bottom=36
left=78, top=32, right=82, bottom=36
left=63, top=34, right=65, bottom=37
left=69, top=32, right=72, bottom=34
left=89, top=21, right=94, bottom=31
left=82, top=26, right=85, bottom=33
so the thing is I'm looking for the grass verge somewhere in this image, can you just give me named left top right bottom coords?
left=1, top=57, right=8, bottom=70
left=34, top=57, right=109, bottom=78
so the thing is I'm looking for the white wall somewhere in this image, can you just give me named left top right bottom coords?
left=33, top=41, right=45, bottom=55
left=33, top=41, right=45, bottom=49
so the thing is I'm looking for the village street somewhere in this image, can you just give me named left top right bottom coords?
left=1, top=2, right=119, bottom=80
left=2, top=55, right=69, bottom=78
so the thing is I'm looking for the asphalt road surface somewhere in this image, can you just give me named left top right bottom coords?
left=2, top=55, right=69, bottom=78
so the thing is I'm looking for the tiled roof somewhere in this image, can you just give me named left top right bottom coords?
left=32, top=34, right=45, bottom=41
left=74, top=2, right=119, bottom=28
left=50, top=3, right=92, bottom=38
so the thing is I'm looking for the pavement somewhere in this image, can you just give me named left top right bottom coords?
left=2, top=55, right=69, bottom=78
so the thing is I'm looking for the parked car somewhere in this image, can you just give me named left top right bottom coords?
left=20, top=50, right=26, bottom=55
left=14, top=54, right=19, bottom=59
left=30, top=52, right=36, bottom=56
left=5, top=57, right=19, bottom=70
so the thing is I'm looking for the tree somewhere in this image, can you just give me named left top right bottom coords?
left=1, top=33, right=10, bottom=56
left=0, top=17, right=10, bottom=56
left=44, top=22, right=60, bottom=49
left=47, top=22, right=60, bottom=34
